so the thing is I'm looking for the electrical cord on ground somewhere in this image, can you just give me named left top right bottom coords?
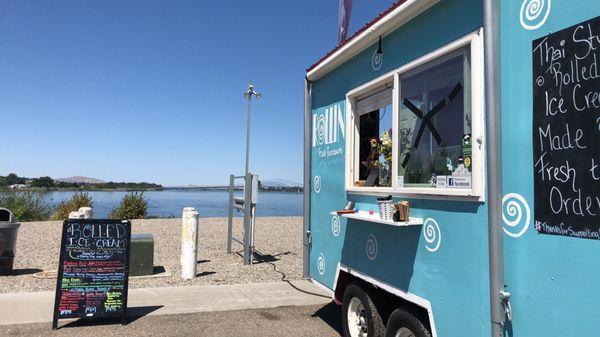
left=263, top=259, right=331, bottom=299
left=234, top=249, right=331, bottom=299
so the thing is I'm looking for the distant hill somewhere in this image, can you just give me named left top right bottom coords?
left=261, top=179, right=302, bottom=188
left=55, top=176, right=106, bottom=184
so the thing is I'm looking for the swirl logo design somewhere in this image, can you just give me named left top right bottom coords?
left=423, top=218, right=442, bottom=253
left=520, top=0, right=551, bottom=30
left=366, top=234, right=378, bottom=260
left=316, top=115, right=326, bottom=145
left=371, top=50, right=383, bottom=71
left=313, top=175, right=321, bottom=194
left=331, top=215, right=340, bottom=237
left=502, top=193, right=531, bottom=238
left=536, top=76, right=545, bottom=87
left=317, top=253, right=325, bottom=275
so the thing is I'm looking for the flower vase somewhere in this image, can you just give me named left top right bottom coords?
left=379, top=163, right=390, bottom=187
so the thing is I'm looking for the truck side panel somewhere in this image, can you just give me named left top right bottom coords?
left=501, top=1, right=600, bottom=335
left=309, top=1, right=491, bottom=336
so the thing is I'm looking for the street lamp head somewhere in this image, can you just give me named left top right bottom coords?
left=244, top=84, right=261, bottom=99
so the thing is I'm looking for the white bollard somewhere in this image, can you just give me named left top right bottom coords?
left=181, top=207, right=199, bottom=280
left=79, top=207, right=93, bottom=219
left=68, top=211, right=83, bottom=219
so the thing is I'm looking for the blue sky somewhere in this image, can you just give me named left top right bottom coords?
left=0, top=1, right=392, bottom=186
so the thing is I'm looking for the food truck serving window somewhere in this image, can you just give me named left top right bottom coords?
left=345, top=31, right=484, bottom=200
left=355, top=85, right=394, bottom=187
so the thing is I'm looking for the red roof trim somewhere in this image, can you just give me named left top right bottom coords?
left=306, top=0, right=409, bottom=73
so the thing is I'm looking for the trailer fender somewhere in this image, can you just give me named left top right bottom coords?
left=332, top=264, right=438, bottom=337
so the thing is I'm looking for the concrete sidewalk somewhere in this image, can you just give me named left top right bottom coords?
left=0, top=280, right=332, bottom=326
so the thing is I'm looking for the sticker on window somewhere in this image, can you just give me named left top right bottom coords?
left=448, top=176, right=471, bottom=189
left=462, top=134, right=472, bottom=156
left=436, top=175, right=447, bottom=189
left=396, top=176, right=405, bottom=188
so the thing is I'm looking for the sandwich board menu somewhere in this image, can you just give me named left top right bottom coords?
left=52, top=219, right=131, bottom=329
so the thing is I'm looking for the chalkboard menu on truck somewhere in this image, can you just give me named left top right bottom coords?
left=533, top=16, right=600, bottom=240
left=52, top=219, right=131, bottom=329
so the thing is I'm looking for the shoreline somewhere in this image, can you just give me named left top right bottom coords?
left=1, top=188, right=303, bottom=193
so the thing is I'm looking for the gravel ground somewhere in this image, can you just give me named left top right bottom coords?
left=0, top=304, right=342, bottom=337
left=0, top=217, right=303, bottom=293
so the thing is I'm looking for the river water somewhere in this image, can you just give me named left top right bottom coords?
left=42, top=190, right=303, bottom=218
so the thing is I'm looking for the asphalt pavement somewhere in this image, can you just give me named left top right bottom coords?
left=0, top=304, right=343, bottom=337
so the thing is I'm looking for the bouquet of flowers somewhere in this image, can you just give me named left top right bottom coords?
left=370, top=128, right=393, bottom=167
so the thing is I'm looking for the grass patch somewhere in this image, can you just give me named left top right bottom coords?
left=50, top=192, right=93, bottom=220
left=0, top=191, right=52, bottom=221
left=109, top=192, right=148, bottom=219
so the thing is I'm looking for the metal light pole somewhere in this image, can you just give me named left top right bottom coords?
left=243, top=84, right=261, bottom=176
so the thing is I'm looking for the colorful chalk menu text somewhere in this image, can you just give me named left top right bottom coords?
left=52, top=219, right=131, bottom=329
left=532, top=16, right=600, bottom=240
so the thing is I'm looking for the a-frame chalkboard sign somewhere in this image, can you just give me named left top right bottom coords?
left=52, top=219, right=132, bottom=329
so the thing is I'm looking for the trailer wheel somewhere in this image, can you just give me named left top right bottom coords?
left=384, top=309, right=431, bottom=337
left=342, top=283, right=385, bottom=337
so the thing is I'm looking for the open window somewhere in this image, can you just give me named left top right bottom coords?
left=345, top=31, right=484, bottom=200
left=354, top=84, right=393, bottom=187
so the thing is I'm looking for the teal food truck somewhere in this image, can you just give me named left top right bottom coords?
left=302, top=0, right=600, bottom=336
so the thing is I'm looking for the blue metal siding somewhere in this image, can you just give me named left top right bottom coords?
left=500, top=1, right=600, bottom=336
left=309, top=1, right=489, bottom=336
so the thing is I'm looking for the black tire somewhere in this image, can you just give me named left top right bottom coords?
left=342, top=282, right=385, bottom=337
left=384, top=309, right=431, bottom=337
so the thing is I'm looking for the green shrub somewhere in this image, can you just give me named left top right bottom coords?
left=30, top=176, right=55, bottom=188
left=109, top=192, right=147, bottom=219
left=0, top=191, right=52, bottom=221
left=50, top=192, right=93, bottom=220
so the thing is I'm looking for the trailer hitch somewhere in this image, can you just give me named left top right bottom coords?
left=499, top=291, right=512, bottom=322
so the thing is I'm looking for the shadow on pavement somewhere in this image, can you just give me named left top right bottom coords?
left=233, top=250, right=292, bottom=264
left=10, top=268, right=43, bottom=276
left=127, top=305, right=164, bottom=322
left=196, top=271, right=217, bottom=277
left=58, top=305, right=163, bottom=329
left=312, top=302, right=342, bottom=335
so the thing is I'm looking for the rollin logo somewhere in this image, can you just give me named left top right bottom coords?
left=313, top=104, right=344, bottom=147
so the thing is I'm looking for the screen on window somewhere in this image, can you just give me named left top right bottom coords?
left=398, top=47, right=472, bottom=189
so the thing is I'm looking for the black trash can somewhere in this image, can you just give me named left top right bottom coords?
left=0, top=208, right=20, bottom=275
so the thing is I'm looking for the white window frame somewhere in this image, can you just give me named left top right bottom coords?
left=345, top=29, right=485, bottom=201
